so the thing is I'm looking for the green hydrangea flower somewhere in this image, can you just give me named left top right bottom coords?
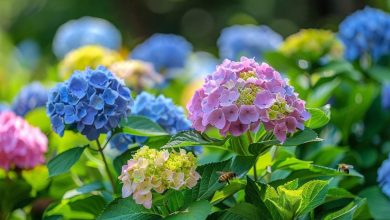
left=118, top=146, right=200, bottom=209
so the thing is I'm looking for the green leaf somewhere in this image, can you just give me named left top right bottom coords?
left=227, top=136, right=251, bottom=155
left=332, top=83, right=378, bottom=142
left=307, top=79, right=340, bottom=108
left=254, top=129, right=320, bottom=149
left=367, top=65, right=390, bottom=83
left=121, top=115, right=168, bottom=136
left=145, top=135, right=171, bottom=148
left=359, top=186, right=390, bottom=219
left=283, top=129, right=321, bottom=146
left=312, top=60, right=361, bottom=82
left=325, top=188, right=356, bottom=203
left=63, top=182, right=104, bottom=199
left=219, top=202, right=267, bottom=220
left=249, top=129, right=320, bottom=157
left=324, top=198, right=367, bottom=220
left=166, top=191, right=185, bottom=213
left=113, top=148, right=137, bottom=175
left=166, top=200, right=211, bottom=220
left=162, top=130, right=227, bottom=149
left=230, top=156, right=257, bottom=175
left=263, top=51, right=301, bottom=74
left=308, top=146, right=347, bottom=167
left=296, top=180, right=330, bottom=216
left=305, top=106, right=331, bottom=129
left=97, top=197, right=162, bottom=220
left=244, top=177, right=272, bottom=219
left=0, top=179, right=32, bottom=213
left=271, top=158, right=363, bottom=185
left=248, top=142, right=273, bottom=156
left=184, top=160, right=231, bottom=202
left=211, top=181, right=245, bottom=205
left=48, top=146, right=86, bottom=177
left=69, top=195, right=107, bottom=217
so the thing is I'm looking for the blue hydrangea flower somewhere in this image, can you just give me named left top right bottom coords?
left=378, top=154, right=390, bottom=198
left=47, top=66, right=133, bottom=140
left=53, top=17, right=122, bottom=59
left=110, top=92, right=201, bottom=153
left=14, top=39, right=41, bottom=70
left=218, top=25, right=282, bottom=61
left=130, top=34, right=192, bottom=72
left=12, top=82, right=48, bottom=116
left=381, top=84, right=390, bottom=109
left=339, top=7, right=390, bottom=61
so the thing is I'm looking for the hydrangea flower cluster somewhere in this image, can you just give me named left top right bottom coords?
left=187, top=57, right=310, bottom=143
left=12, top=82, right=48, bottom=116
left=53, top=16, right=122, bottom=59
left=59, top=45, right=122, bottom=79
left=130, top=33, right=192, bottom=73
left=118, top=146, right=200, bottom=208
left=378, top=154, right=390, bottom=198
left=280, top=29, right=343, bottom=62
left=218, top=25, right=282, bottom=61
left=47, top=66, right=133, bottom=140
left=109, top=60, right=163, bottom=91
left=110, top=92, right=192, bottom=151
left=0, top=111, right=48, bottom=170
left=381, top=84, right=390, bottom=110
left=339, top=7, right=390, bottom=61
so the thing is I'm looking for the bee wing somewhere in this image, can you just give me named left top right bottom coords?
left=348, top=165, right=354, bottom=169
left=216, top=171, right=225, bottom=175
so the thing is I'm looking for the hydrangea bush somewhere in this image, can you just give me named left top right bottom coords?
left=4, top=6, right=390, bottom=220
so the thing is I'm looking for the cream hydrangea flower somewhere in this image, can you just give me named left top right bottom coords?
left=118, top=146, right=200, bottom=209
left=109, top=60, right=163, bottom=91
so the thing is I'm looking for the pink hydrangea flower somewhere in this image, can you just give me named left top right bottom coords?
left=187, top=57, right=310, bottom=143
left=0, top=111, right=48, bottom=170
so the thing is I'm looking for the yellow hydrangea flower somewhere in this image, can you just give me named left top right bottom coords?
left=59, top=45, right=122, bottom=79
left=279, top=29, right=343, bottom=62
left=109, top=60, right=163, bottom=91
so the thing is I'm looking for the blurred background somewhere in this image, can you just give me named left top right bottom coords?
left=1, top=0, right=387, bottom=61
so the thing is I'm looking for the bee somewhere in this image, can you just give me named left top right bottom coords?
left=338, top=163, right=354, bottom=174
left=217, top=171, right=237, bottom=184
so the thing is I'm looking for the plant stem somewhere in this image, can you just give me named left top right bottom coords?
left=96, top=139, right=116, bottom=193
left=247, top=131, right=258, bottom=181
